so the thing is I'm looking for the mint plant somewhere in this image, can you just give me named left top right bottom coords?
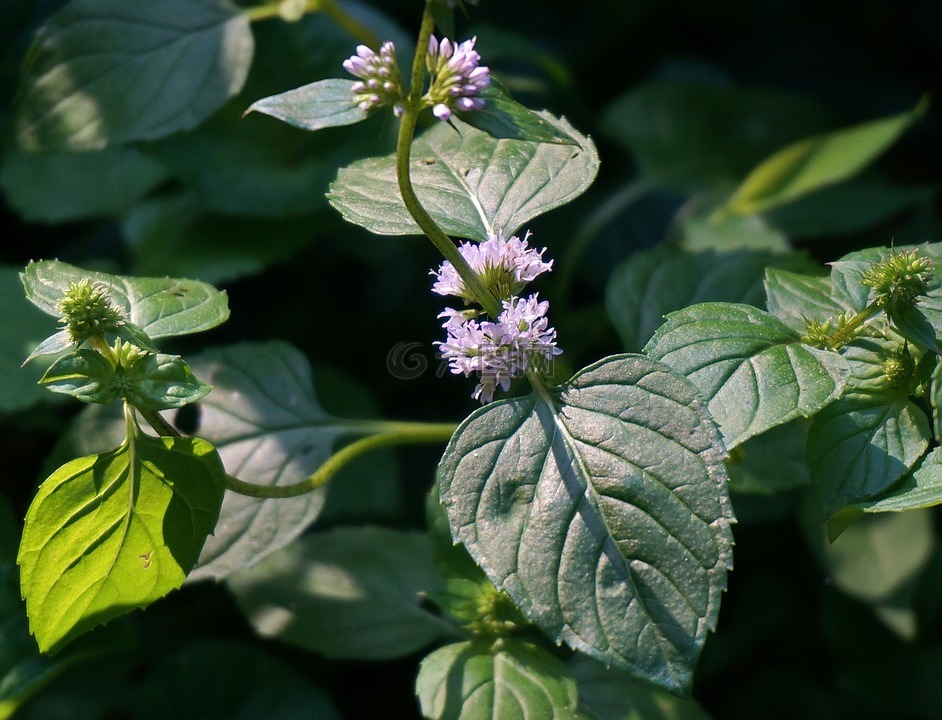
left=1, top=0, right=939, bottom=717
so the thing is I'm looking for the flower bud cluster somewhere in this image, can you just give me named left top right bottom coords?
left=432, top=233, right=560, bottom=403
left=343, top=41, right=404, bottom=116
left=425, top=35, right=490, bottom=121
left=58, top=279, right=124, bottom=344
left=861, top=248, right=936, bottom=313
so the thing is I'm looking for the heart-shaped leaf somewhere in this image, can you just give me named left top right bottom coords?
left=16, top=0, right=254, bottom=151
left=18, top=429, right=225, bottom=653
left=644, top=303, right=850, bottom=449
left=328, top=112, right=598, bottom=240
left=438, top=354, right=733, bottom=694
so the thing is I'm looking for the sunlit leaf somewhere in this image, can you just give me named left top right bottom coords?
left=456, top=80, right=579, bottom=145
left=439, top=355, right=733, bottom=694
left=16, top=0, right=254, bottom=151
left=724, top=97, right=927, bottom=216
left=328, top=112, right=598, bottom=240
left=18, top=431, right=225, bottom=653
left=21, top=260, right=230, bottom=340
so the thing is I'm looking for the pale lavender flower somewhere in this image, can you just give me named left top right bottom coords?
left=425, top=35, right=490, bottom=121
left=343, top=41, right=404, bottom=116
left=431, top=232, right=553, bottom=301
left=436, top=293, right=561, bottom=403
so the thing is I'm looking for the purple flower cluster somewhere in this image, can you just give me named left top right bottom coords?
left=425, top=36, right=490, bottom=121
left=343, top=41, right=404, bottom=116
left=432, top=233, right=560, bottom=403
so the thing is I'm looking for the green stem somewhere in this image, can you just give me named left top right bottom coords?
left=395, top=3, right=502, bottom=317
left=826, top=301, right=883, bottom=349
left=246, top=0, right=379, bottom=47
left=223, top=422, right=457, bottom=498
left=140, top=408, right=181, bottom=438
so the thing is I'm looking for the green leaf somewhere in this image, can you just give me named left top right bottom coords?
left=416, top=640, right=578, bottom=720
left=724, top=96, right=928, bottom=216
left=765, top=179, right=935, bottom=238
left=227, top=527, right=457, bottom=660
left=678, top=211, right=789, bottom=253
left=808, top=391, right=930, bottom=521
left=455, top=80, right=578, bottom=145
left=244, top=78, right=369, bottom=131
left=21, top=260, right=230, bottom=340
left=121, top=195, right=315, bottom=284
left=0, top=146, right=168, bottom=223
left=328, top=112, right=598, bottom=240
left=890, top=289, right=942, bottom=355
left=0, top=267, right=59, bottom=413
left=39, top=350, right=116, bottom=404
left=602, top=80, right=832, bottom=192
left=763, top=267, right=853, bottom=335
left=133, top=640, right=342, bottom=720
left=644, top=303, right=850, bottom=449
left=184, top=342, right=348, bottom=580
left=569, top=655, right=711, bottom=720
left=839, top=447, right=942, bottom=516
left=438, top=355, right=733, bottom=694
left=16, top=0, right=254, bottom=151
left=606, top=245, right=815, bottom=352
left=17, top=431, right=225, bottom=653
left=126, top=354, right=211, bottom=410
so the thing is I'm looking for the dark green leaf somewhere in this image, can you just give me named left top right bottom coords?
left=122, top=195, right=315, bottom=284
left=570, top=655, right=711, bottom=720
left=244, top=78, right=369, bottom=131
left=842, top=448, right=942, bottom=515
left=16, top=0, right=254, bottom=151
left=21, top=260, right=230, bottom=340
left=439, top=355, right=733, bottom=694
left=416, top=640, right=578, bottom=720
left=602, top=80, right=832, bottom=192
left=134, top=640, right=341, bottom=720
left=185, top=342, right=350, bottom=580
left=644, top=303, right=850, bottom=448
left=0, top=147, right=168, bottom=223
left=0, top=267, right=58, bottom=412
left=808, top=391, right=930, bottom=520
left=456, top=80, right=578, bottom=145
left=227, top=527, right=457, bottom=660
left=890, top=290, right=942, bottom=355
left=766, top=179, right=934, bottom=238
left=328, top=113, right=598, bottom=240
left=724, top=97, right=928, bottom=216
left=23, top=331, right=74, bottom=365
left=606, top=245, right=815, bottom=352
left=127, top=354, right=211, bottom=410
left=39, top=350, right=116, bottom=404
left=18, top=432, right=225, bottom=653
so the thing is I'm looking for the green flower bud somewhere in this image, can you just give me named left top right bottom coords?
left=860, top=248, right=935, bottom=313
left=57, top=280, right=125, bottom=344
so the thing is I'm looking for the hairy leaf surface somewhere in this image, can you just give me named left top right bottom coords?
left=328, top=113, right=598, bottom=240
left=645, top=303, right=849, bottom=449
left=438, top=355, right=733, bottom=694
